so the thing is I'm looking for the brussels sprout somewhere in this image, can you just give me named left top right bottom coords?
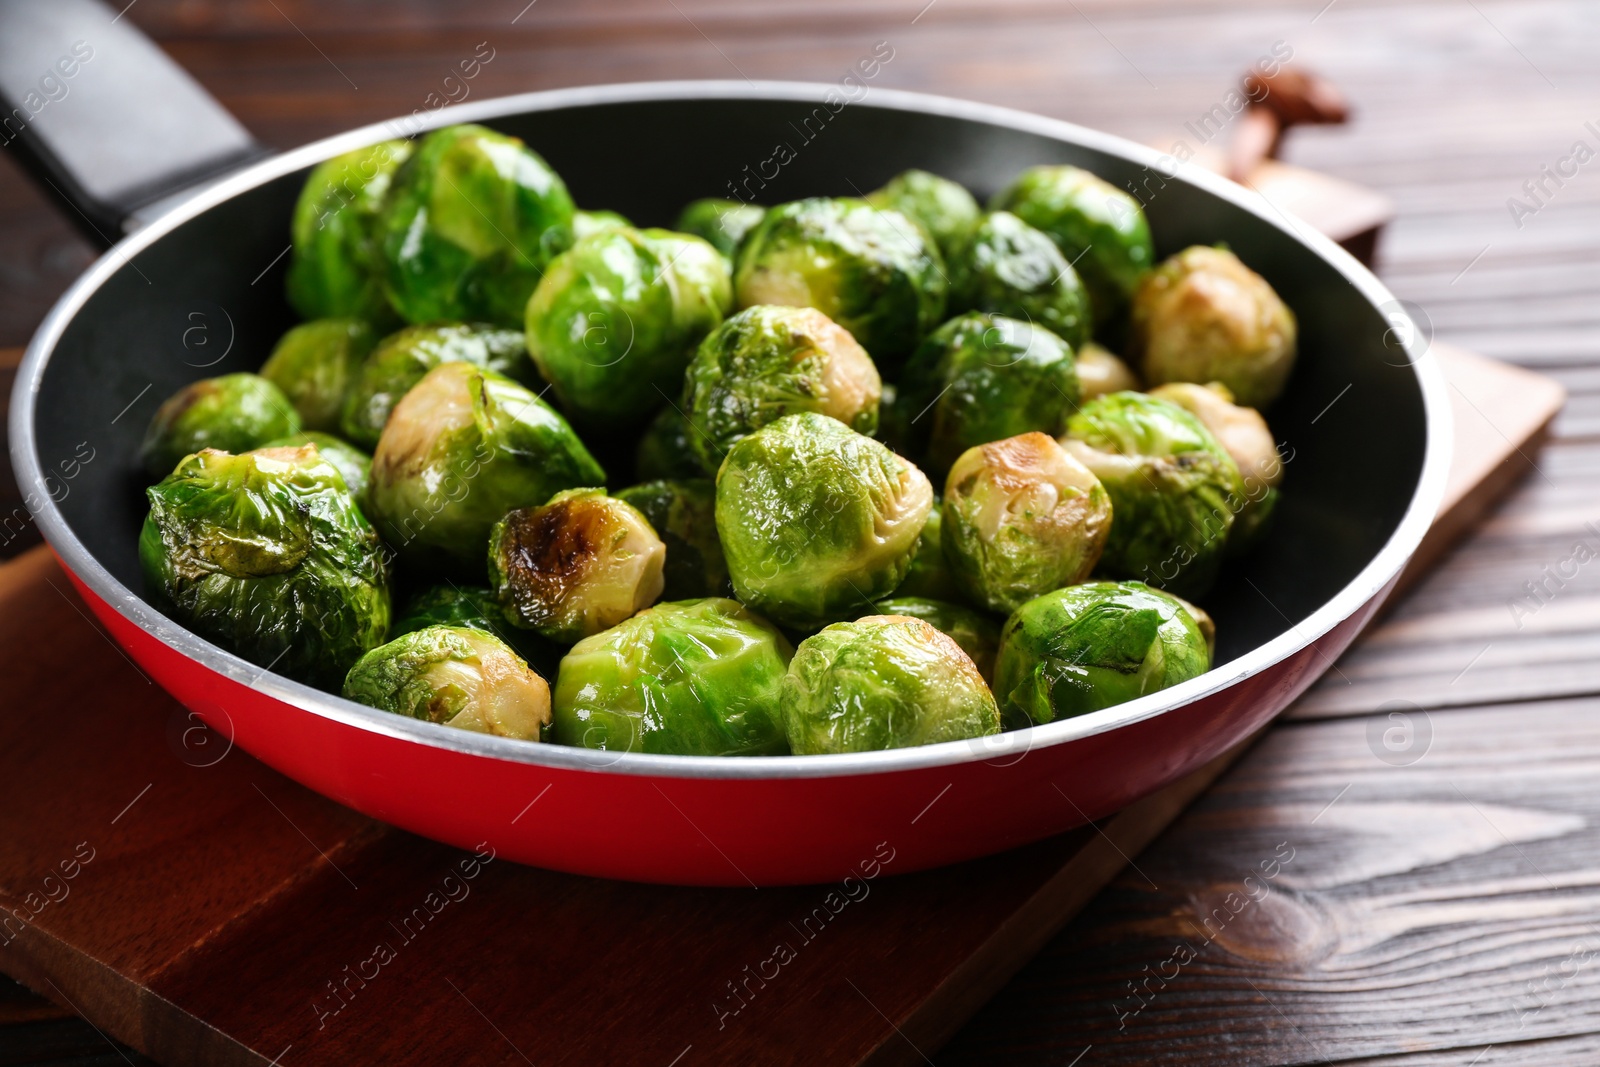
left=634, top=406, right=705, bottom=481
left=1166, top=591, right=1216, bottom=660
left=286, top=139, right=413, bottom=322
left=489, top=488, right=666, bottom=643
left=893, top=498, right=963, bottom=602
left=942, top=432, right=1112, bottom=614
left=991, top=581, right=1210, bottom=729
left=392, top=583, right=560, bottom=671
left=526, top=227, right=731, bottom=422
left=379, top=124, right=576, bottom=326
left=948, top=212, right=1091, bottom=349
left=260, top=431, right=371, bottom=504
left=1149, top=381, right=1284, bottom=551
left=865, top=169, right=981, bottom=261
left=260, top=318, right=377, bottom=432
left=674, top=198, right=766, bottom=259
left=897, top=313, right=1080, bottom=479
left=139, top=445, right=391, bottom=688
left=1061, top=392, right=1244, bottom=598
left=140, top=373, right=302, bottom=480
left=571, top=209, right=632, bottom=240
left=367, top=362, right=606, bottom=573
left=734, top=197, right=947, bottom=364
left=781, top=614, right=999, bottom=754
left=339, top=323, right=534, bottom=449
left=682, top=305, right=881, bottom=472
left=343, top=625, right=550, bottom=741
left=1131, top=245, right=1297, bottom=408
left=553, top=598, right=791, bottom=756
left=868, top=597, right=1002, bottom=683
left=989, top=165, right=1154, bottom=329
left=715, top=413, right=933, bottom=629
left=1076, top=341, right=1141, bottom=399
left=615, top=479, right=730, bottom=600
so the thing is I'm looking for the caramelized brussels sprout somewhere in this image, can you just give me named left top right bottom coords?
left=734, top=197, right=947, bottom=364
left=140, top=373, right=301, bottom=480
left=526, top=227, right=731, bottom=422
left=366, top=362, right=605, bottom=574
left=782, top=614, right=999, bottom=754
left=948, top=211, right=1091, bottom=348
left=675, top=198, right=766, bottom=259
left=1132, top=245, right=1297, bottom=408
left=260, top=318, right=376, bottom=433
left=379, top=124, right=575, bottom=326
left=259, top=431, right=371, bottom=503
left=287, top=140, right=412, bottom=322
left=868, top=596, right=1002, bottom=683
left=393, top=583, right=559, bottom=670
left=139, top=445, right=390, bottom=687
left=682, top=304, right=881, bottom=472
left=634, top=406, right=705, bottom=481
left=1076, top=341, right=1141, bottom=399
left=343, top=625, right=550, bottom=741
left=893, top=497, right=963, bottom=602
left=992, top=581, right=1210, bottom=728
left=865, top=169, right=981, bottom=261
left=1061, top=391, right=1244, bottom=598
left=553, top=598, right=791, bottom=755
left=1149, top=381, right=1284, bottom=549
left=489, top=488, right=666, bottom=643
left=571, top=209, right=632, bottom=240
left=715, top=413, right=933, bottom=629
left=615, top=479, right=731, bottom=600
left=942, top=432, right=1112, bottom=614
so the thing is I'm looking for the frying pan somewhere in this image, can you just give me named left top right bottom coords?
left=5, top=0, right=1450, bottom=886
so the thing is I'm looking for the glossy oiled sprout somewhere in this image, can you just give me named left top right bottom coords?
left=259, top=431, right=371, bottom=504
left=868, top=596, right=1002, bottom=683
left=734, top=197, right=947, bottom=365
left=615, top=479, right=731, bottom=601
left=570, top=209, right=633, bottom=240
left=941, top=432, right=1112, bottom=614
left=1150, top=381, right=1284, bottom=550
left=674, top=198, right=767, bottom=260
left=489, top=488, right=666, bottom=643
left=287, top=139, right=412, bottom=323
left=552, top=598, right=792, bottom=756
left=1061, top=391, right=1244, bottom=598
left=682, top=304, right=881, bottom=472
left=339, top=322, right=535, bottom=449
left=634, top=406, right=705, bottom=482
left=1075, top=341, right=1141, bottom=399
left=139, top=445, right=390, bottom=688
left=379, top=124, right=575, bottom=326
left=393, top=584, right=560, bottom=672
left=897, top=313, right=1080, bottom=479
left=260, top=318, right=376, bottom=433
left=892, top=497, right=964, bottom=602
left=343, top=625, right=550, bottom=741
left=991, top=581, right=1210, bottom=729
left=781, top=614, right=1000, bottom=754
left=948, top=211, right=1091, bottom=349
left=366, top=362, right=605, bottom=574
left=526, top=227, right=731, bottom=422
left=864, top=169, right=981, bottom=261
left=989, top=165, right=1154, bottom=330
left=715, top=413, right=933, bottom=629
left=1131, top=245, right=1297, bottom=408
left=140, top=373, right=301, bottom=480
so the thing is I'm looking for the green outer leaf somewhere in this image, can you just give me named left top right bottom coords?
left=260, top=318, right=376, bottom=433
left=260, top=431, right=372, bottom=504
left=343, top=624, right=487, bottom=721
left=571, top=209, right=633, bottom=240
left=948, top=211, right=1091, bottom=349
left=392, top=584, right=559, bottom=671
left=674, top=198, right=766, bottom=259
left=140, top=373, right=302, bottom=481
left=864, top=169, right=981, bottom=262
left=287, top=140, right=413, bottom=323
left=868, top=596, right=1002, bottom=683
left=615, top=479, right=731, bottom=601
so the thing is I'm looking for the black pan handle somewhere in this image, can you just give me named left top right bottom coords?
left=0, top=0, right=268, bottom=247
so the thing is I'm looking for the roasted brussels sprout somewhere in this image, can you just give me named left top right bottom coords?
left=682, top=304, right=881, bottom=472
left=1149, top=381, right=1284, bottom=549
left=339, top=323, right=534, bottom=449
left=367, top=362, right=605, bottom=573
left=1061, top=392, right=1244, bottom=598
left=865, top=169, right=981, bottom=261
left=139, top=445, right=390, bottom=687
left=1076, top=340, right=1141, bottom=399
left=140, top=373, right=301, bottom=480
left=259, top=431, right=371, bottom=504
left=379, top=124, right=575, bottom=326
left=893, top=497, right=963, bottom=602
left=868, top=596, right=1002, bottom=683
left=734, top=197, right=947, bottom=364
left=989, top=165, right=1154, bottom=329
left=897, top=313, right=1080, bottom=479
left=1131, top=245, right=1297, bottom=408
left=526, top=227, right=731, bottom=422
left=343, top=625, right=550, bottom=741
left=392, top=583, right=559, bottom=670
left=553, top=598, right=791, bottom=755
left=260, top=318, right=376, bottom=433
left=615, top=479, right=730, bottom=600
left=571, top=209, right=632, bottom=240
left=782, top=614, right=999, bottom=754
left=634, top=406, right=705, bottom=481
left=715, top=413, right=933, bottom=629
left=489, top=488, right=666, bottom=643
left=948, top=211, right=1091, bottom=348
left=942, top=432, right=1112, bottom=614
left=992, top=581, right=1210, bottom=729
left=286, top=140, right=412, bottom=322
left=674, top=198, right=766, bottom=260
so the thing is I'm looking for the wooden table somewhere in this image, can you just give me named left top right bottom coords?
left=3, top=2, right=1597, bottom=1064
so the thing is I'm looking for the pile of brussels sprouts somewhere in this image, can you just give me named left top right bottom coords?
left=136, top=122, right=1296, bottom=758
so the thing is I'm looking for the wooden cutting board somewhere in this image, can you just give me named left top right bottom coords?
left=0, top=344, right=1562, bottom=1067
